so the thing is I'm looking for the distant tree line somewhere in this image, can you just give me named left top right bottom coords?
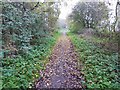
left=68, top=1, right=120, bottom=37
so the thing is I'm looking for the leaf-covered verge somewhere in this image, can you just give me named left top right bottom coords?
left=68, top=33, right=119, bottom=89
left=1, top=31, right=60, bottom=89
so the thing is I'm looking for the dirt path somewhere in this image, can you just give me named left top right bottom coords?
left=35, top=33, right=84, bottom=89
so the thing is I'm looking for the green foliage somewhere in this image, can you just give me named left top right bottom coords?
left=2, top=31, right=60, bottom=88
left=1, top=1, right=60, bottom=89
left=67, top=2, right=111, bottom=34
left=1, top=2, right=60, bottom=54
left=69, top=21, right=84, bottom=33
left=69, top=33, right=119, bottom=88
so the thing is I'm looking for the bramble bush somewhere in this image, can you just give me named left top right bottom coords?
left=1, top=2, right=60, bottom=89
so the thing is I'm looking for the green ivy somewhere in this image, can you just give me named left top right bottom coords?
left=2, top=31, right=60, bottom=88
left=69, top=33, right=119, bottom=89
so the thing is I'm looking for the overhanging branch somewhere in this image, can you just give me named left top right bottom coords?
left=29, top=2, right=40, bottom=11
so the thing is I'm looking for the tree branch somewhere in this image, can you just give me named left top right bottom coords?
left=29, top=2, right=40, bottom=11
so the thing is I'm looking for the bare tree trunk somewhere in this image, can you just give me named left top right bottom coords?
left=114, top=0, right=120, bottom=32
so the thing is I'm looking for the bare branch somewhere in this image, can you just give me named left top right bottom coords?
left=29, top=2, right=40, bottom=11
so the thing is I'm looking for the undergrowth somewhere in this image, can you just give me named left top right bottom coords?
left=1, top=31, right=60, bottom=89
left=69, top=33, right=119, bottom=89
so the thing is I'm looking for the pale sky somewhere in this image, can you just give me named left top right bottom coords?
left=59, top=0, right=79, bottom=19
left=59, top=0, right=117, bottom=20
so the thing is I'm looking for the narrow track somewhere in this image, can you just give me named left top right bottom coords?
left=36, top=33, right=84, bottom=89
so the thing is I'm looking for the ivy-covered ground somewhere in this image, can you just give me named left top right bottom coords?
left=2, top=31, right=60, bottom=89
left=69, top=33, right=119, bottom=88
